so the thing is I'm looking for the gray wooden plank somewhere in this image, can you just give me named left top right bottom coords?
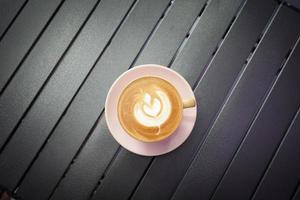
left=0, top=0, right=101, bottom=190
left=0, top=0, right=100, bottom=183
left=172, top=5, right=300, bottom=200
left=131, top=0, right=277, bottom=199
left=50, top=117, right=120, bottom=199
left=134, top=0, right=207, bottom=66
left=14, top=0, right=171, bottom=199
left=0, top=0, right=26, bottom=40
left=8, top=0, right=133, bottom=196
left=0, top=0, right=63, bottom=95
left=0, top=0, right=63, bottom=149
left=171, top=0, right=244, bottom=87
left=0, top=0, right=100, bottom=150
left=92, top=149, right=151, bottom=200
left=211, top=37, right=300, bottom=200
left=252, top=107, right=300, bottom=200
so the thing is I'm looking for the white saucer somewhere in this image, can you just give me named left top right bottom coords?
left=105, top=64, right=197, bottom=156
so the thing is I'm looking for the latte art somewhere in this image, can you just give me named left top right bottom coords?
left=118, top=77, right=182, bottom=142
left=134, top=90, right=171, bottom=130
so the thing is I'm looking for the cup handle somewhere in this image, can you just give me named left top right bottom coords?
left=182, top=98, right=196, bottom=109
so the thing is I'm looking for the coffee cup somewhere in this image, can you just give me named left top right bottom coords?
left=118, top=76, right=195, bottom=142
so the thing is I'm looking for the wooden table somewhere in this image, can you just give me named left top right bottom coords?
left=0, top=0, right=300, bottom=199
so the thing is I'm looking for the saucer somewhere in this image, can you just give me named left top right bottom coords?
left=105, top=64, right=197, bottom=156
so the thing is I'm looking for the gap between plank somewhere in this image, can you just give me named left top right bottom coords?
left=12, top=0, right=105, bottom=194
left=24, top=0, right=138, bottom=198
left=207, top=4, right=283, bottom=199
left=251, top=104, right=300, bottom=200
left=168, top=0, right=209, bottom=67
left=0, top=0, right=29, bottom=43
left=210, top=26, right=298, bottom=200
left=249, top=37, right=300, bottom=200
left=0, top=0, right=65, bottom=96
left=88, top=146, right=122, bottom=198
left=0, top=0, right=66, bottom=154
left=170, top=2, right=282, bottom=200
left=32, top=0, right=141, bottom=199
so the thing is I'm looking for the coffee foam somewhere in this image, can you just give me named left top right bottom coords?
left=134, top=89, right=171, bottom=132
left=118, top=76, right=182, bottom=142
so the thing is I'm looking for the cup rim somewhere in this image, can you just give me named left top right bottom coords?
left=105, top=64, right=195, bottom=143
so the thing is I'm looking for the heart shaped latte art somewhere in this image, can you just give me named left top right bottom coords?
left=134, top=91, right=171, bottom=129
left=118, top=76, right=182, bottom=142
left=142, top=93, right=161, bottom=117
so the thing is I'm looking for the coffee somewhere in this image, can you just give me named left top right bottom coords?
left=118, top=76, right=182, bottom=142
